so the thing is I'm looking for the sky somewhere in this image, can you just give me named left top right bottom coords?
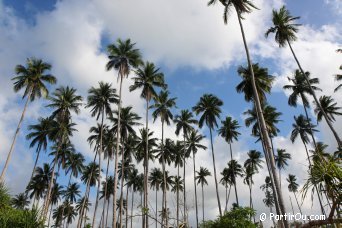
left=0, top=0, right=341, bottom=227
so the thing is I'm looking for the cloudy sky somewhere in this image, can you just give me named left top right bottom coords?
left=0, top=0, right=341, bottom=227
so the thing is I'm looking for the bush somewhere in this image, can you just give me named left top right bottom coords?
left=200, top=207, right=257, bottom=228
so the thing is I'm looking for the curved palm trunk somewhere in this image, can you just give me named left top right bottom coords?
left=113, top=73, right=124, bottom=228
left=209, top=128, right=222, bottom=216
left=92, top=112, right=105, bottom=228
left=182, top=134, right=187, bottom=225
left=0, top=89, right=31, bottom=182
left=161, top=120, right=167, bottom=227
left=28, top=150, right=41, bottom=188
left=236, top=9, right=287, bottom=228
left=234, top=180, right=239, bottom=206
left=287, top=39, right=342, bottom=148
left=144, top=97, right=150, bottom=228
left=102, top=154, right=111, bottom=228
left=193, top=153, right=199, bottom=228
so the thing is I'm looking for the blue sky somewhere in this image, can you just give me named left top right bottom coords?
left=0, top=0, right=341, bottom=227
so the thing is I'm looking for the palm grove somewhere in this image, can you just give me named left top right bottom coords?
left=0, top=1, right=341, bottom=228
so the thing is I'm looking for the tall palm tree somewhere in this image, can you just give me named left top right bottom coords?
left=151, top=90, right=176, bottom=227
left=208, top=0, right=287, bottom=221
left=220, top=167, right=232, bottom=212
left=76, top=197, right=91, bottom=226
left=106, top=38, right=142, bottom=228
left=186, top=130, right=206, bottom=228
left=126, top=168, right=140, bottom=228
left=275, top=149, right=291, bottom=188
left=266, top=6, right=342, bottom=148
left=263, top=190, right=276, bottom=227
left=159, top=170, right=174, bottom=226
left=48, top=183, right=63, bottom=227
left=149, top=168, right=163, bottom=228
left=130, top=61, right=166, bottom=227
left=100, top=176, right=115, bottom=228
left=236, top=63, right=275, bottom=105
left=86, top=81, right=118, bottom=228
left=195, top=167, right=211, bottom=224
left=193, top=93, right=223, bottom=216
left=111, top=106, right=141, bottom=227
left=63, top=201, right=78, bottom=228
left=314, top=95, right=342, bottom=123
left=218, top=116, right=241, bottom=161
left=26, top=116, right=54, bottom=185
left=172, top=140, right=184, bottom=226
left=227, top=159, right=244, bottom=206
left=43, top=86, right=82, bottom=218
left=174, top=109, right=197, bottom=224
left=243, top=165, right=255, bottom=221
left=1, top=58, right=56, bottom=181
left=12, top=193, right=30, bottom=209
left=286, top=174, right=302, bottom=214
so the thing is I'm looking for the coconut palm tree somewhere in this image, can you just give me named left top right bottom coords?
left=48, top=183, right=63, bottom=227
left=195, top=167, right=211, bottom=224
left=126, top=168, right=140, bottom=228
left=111, top=106, right=141, bottom=226
left=314, top=95, right=342, bottom=123
left=286, top=174, right=302, bottom=214
left=263, top=190, right=276, bottom=227
left=218, top=116, right=241, bottom=161
left=1, top=58, right=56, bottom=182
left=106, top=38, right=142, bottom=228
left=149, top=168, right=163, bottom=228
left=174, top=109, right=197, bottom=224
left=208, top=0, right=287, bottom=221
left=226, top=160, right=244, bottom=206
left=236, top=63, right=275, bottom=105
left=275, top=149, right=291, bottom=188
left=185, top=130, right=206, bottom=228
left=11, top=193, right=30, bottom=209
left=76, top=197, right=91, bottom=227
left=243, top=165, right=255, bottom=221
left=151, top=90, right=176, bottom=227
left=63, top=201, right=78, bottom=228
left=130, top=62, right=166, bottom=227
left=100, top=176, right=115, bottom=228
left=159, top=171, right=174, bottom=226
left=172, top=140, right=184, bottom=226
left=335, top=65, right=342, bottom=92
left=193, top=93, right=223, bottom=216
left=220, top=167, right=232, bottom=212
left=63, top=183, right=81, bottom=204
left=53, top=204, right=64, bottom=227
left=86, top=81, right=118, bottom=228
left=26, top=116, right=54, bottom=185
left=266, top=6, right=342, bottom=148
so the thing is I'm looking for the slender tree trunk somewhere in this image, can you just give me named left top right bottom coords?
left=176, top=164, right=179, bottom=228
left=106, top=198, right=110, bottom=228
left=113, top=72, right=124, bottom=228
left=92, top=111, right=105, bottom=228
left=182, top=134, right=187, bottom=226
left=289, top=196, right=295, bottom=215
left=201, top=183, right=204, bottom=224
left=102, top=154, right=111, bottom=228
left=144, top=98, right=150, bottom=228
left=0, top=89, right=31, bottom=182
left=209, top=128, right=222, bottom=216
left=224, top=184, right=227, bottom=212
left=161, top=120, right=167, bottom=227
left=270, top=206, right=276, bottom=228
left=287, top=39, right=342, bottom=148
left=279, top=169, right=281, bottom=189
left=234, top=181, right=239, bottom=206
left=236, top=10, right=287, bottom=227
left=131, top=190, right=134, bottom=228
left=294, top=193, right=303, bottom=214
left=61, top=172, right=73, bottom=225
left=226, top=185, right=231, bottom=212
left=27, top=150, right=41, bottom=188
left=48, top=204, right=53, bottom=227
left=119, top=143, right=126, bottom=228
left=155, top=190, right=158, bottom=228
left=193, top=153, right=199, bottom=228
left=126, top=184, right=129, bottom=228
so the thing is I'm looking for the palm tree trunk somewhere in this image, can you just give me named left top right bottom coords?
left=119, top=143, right=126, bottom=228
left=209, top=127, right=222, bottom=216
left=106, top=198, right=110, bottom=228
left=0, top=89, right=32, bottom=182
left=61, top=172, right=73, bottom=225
left=161, top=120, right=167, bottom=227
left=144, top=98, right=150, bottom=228
left=28, top=150, right=41, bottom=188
left=125, top=184, right=129, bottom=228
left=113, top=72, right=124, bottom=228
left=131, top=190, right=134, bottom=228
left=229, top=142, right=233, bottom=161
left=176, top=164, right=179, bottom=228
left=234, top=181, right=239, bottom=206
left=102, top=155, right=110, bottom=228
left=48, top=204, right=53, bottom=227
left=293, top=193, right=303, bottom=214
left=155, top=189, right=158, bottom=228
left=270, top=206, right=276, bottom=228
left=92, top=111, right=105, bottom=228
left=289, top=196, right=295, bottom=215
left=201, top=183, right=204, bottom=224
left=279, top=169, right=281, bottom=189
left=193, top=152, right=199, bottom=228
left=182, top=134, right=187, bottom=225
left=236, top=8, right=288, bottom=228
left=226, top=184, right=231, bottom=211
left=287, top=39, right=342, bottom=148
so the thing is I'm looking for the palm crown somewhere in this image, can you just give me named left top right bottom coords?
left=193, top=94, right=223, bottom=129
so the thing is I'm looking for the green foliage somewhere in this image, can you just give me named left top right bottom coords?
left=0, top=183, right=11, bottom=209
left=200, top=207, right=256, bottom=228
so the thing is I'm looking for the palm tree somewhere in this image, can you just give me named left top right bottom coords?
left=111, top=106, right=141, bottom=226
left=159, top=171, right=174, bottom=226
left=227, top=160, right=244, bottom=206
left=275, top=149, right=291, bottom=188
left=174, top=109, right=197, bottom=224
left=218, top=116, right=241, bottom=161
left=286, top=174, right=302, bottom=214
left=334, top=64, right=342, bottom=92
left=220, top=167, right=232, bottom=212
left=126, top=168, right=140, bottom=228
left=76, top=197, right=91, bottom=225
left=86, top=81, right=118, bottom=228
left=43, top=86, right=82, bottom=218
left=11, top=193, right=29, bottom=209
left=63, top=201, right=78, bottom=228
left=263, top=190, right=276, bottom=227
left=53, top=204, right=64, bottom=227
left=100, top=176, right=115, bottom=228
left=195, top=167, right=211, bottom=224
left=63, top=183, right=81, bottom=204
left=1, top=58, right=56, bottom=182
left=130, top=61, right=166, bottom=227
left=26, top=117, right=54, bottom=185
left=172, top=140, right=184, bottom=226
left=243, top=165, right=255, bottom=221
left=208, top=0, right=287, bottom=221
left=314, top=95, right=342, bottom=123
left=186, top=130, right=206, bottom=228
left=106, top=38, right=142, bottom=228
left=236, top=63, right=275, bottom=105
left=48, top=183, right=63, bottom=227
left=151, top=90, right=176, bottom=227
left=149, top=168, right=163, bottom=228
left=193, top=93, right=223, bottom=216
left=266, top=6, right=342, bottom=148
